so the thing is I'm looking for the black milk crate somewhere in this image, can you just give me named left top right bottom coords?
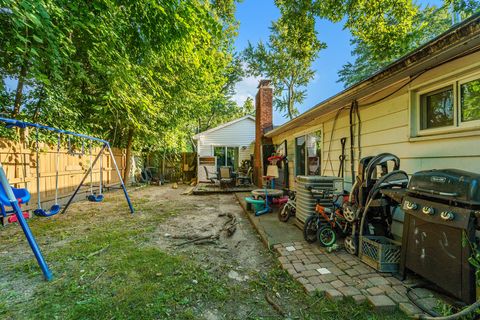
left=360, top=236, right=401, bottom=273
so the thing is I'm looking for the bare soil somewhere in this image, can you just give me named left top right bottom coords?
left=152, top=189, right=271, bottom=272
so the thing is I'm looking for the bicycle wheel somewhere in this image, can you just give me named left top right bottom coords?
left=317, top=225, right=336, bottom=247
left=303, top=215, right=319, bottom=243
left=278, top=203, right=292, bottom=222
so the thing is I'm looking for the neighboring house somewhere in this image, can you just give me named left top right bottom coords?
left=262, top=15, right=480, bottom=191
left=193, top=115, right=255, bottom=182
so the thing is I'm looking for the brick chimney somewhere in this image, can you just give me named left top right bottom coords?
left=253, top=80, right=273, bottom=186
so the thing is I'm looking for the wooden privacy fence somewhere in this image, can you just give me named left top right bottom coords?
left=0, top=138, right=126, bottom=211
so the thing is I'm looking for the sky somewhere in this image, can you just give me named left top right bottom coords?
left=233, top=0, right=444, bottom=126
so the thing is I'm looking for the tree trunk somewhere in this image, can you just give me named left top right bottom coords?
left=123, top=127, right=134, bottom=183
left=12, top=62, right=28, bottom=117
left=32, top=86, right=45, bottom=123
left=287, top=84, right=294, bottom=120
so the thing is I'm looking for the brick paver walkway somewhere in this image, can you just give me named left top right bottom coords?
left=273, top=241, right=440, bottom=316
left=236, top=195, right=448, bottom=317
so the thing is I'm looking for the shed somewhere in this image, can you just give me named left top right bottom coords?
left=193, top=115, right=255, bottom=182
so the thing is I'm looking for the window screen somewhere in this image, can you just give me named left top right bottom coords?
left=420, top=86, right=454, bottom=130
left=460, top=79, right=480, bottom=122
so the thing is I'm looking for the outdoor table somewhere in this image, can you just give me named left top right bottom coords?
left=251, top=189, right=284, bottom=199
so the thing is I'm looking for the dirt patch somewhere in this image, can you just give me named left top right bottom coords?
left=149, top=189, right=272, bottom=280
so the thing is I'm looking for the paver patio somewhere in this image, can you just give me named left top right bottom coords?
left=236, top=193, right=444, bottom=317
left=273, top=241, right=429, bottom=315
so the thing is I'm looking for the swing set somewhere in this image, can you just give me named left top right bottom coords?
left=0, top=117, right=134, bottom=281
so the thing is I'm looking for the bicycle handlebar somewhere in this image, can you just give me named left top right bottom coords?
left=308, top=187, right=334, bottom=197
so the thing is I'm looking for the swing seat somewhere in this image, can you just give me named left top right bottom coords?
left=87, top=194, right=104, bottom=202
left=0, top=186, right=30, bottom=219
left=34, top=204, right=61, bottom=217
left=0, top=186, right=31, bottom=207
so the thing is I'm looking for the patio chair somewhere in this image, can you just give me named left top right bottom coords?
left=219, top=166, right=234, bottom=188
left=203, top=166, right=218, bottom=184
left=236, top=167, right=252, bottom=186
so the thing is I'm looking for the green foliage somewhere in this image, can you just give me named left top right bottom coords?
left=242, top=96, right=255, bottom=116
left=446, top=0, right=480, bottom=16
left=307, top=0, right=419, bottom=61
left=338, top=1, right=480, bottom=86
left=243, top=1, right=325, bottom=119
left=0, top=0, right=242, bottom=154
left=270, top=1, right=479, bottom=89
left=460, top=78, right=480, bottom=121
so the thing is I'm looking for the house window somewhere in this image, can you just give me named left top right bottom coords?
left=295, top=136, right=306, bottom=176
left=413, top=72, right=480, bottom=136
left=420, top=86, right=454, bottom=130
left=460, top=78, right=480, bottom=122
left=307, top=132, right=322, bottom=175
left=213, top=146, right=238, bottom=170
left=295, top=130, right=322, bottom=176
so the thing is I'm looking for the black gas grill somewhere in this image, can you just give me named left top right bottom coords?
left=400, top=169, right=480, bottom=304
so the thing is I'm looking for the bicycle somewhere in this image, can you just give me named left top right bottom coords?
left=277, top=190, right=296, bottom=222
left=303, top=188, right=351, bottom=247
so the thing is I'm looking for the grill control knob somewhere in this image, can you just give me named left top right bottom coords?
left=422, top=206, right=435, bottom=215
left=405, top=201, right=418, bottom=210
left=440, top=211, right=455, bottom=221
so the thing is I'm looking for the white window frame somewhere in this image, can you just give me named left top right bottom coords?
left=458, top=74, right=480, bottom=129
left=411, top=69, right=480, bottom=137
left=211, top=145, right=239, bottom=168
left=294, top=135, right=306, bottom=176
left=294, top=128, right=323, bottom=176
left=416, top=82, right=457, bottom=135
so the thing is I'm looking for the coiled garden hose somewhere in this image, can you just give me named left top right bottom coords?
left=406, top=285, right=480, bottom=319
left=415, top=299, right=480, bottom=319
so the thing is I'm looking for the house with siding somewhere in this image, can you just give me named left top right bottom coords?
left=193, top=115, right=255, bottom=182
left=259, top=15, right=480, bottom=191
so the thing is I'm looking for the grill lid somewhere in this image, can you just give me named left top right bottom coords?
left=407, top=169, right=480, bottom=205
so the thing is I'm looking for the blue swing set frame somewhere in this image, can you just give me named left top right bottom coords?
left=0, top=117, right=134, bottom=281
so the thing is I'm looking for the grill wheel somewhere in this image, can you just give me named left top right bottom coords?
left=342, top=202, right=357, bottom=222
left=344, top=235, right=357, bottom=255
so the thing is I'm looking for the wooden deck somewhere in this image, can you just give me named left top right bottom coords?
left=193, top=182, right=255, bottom=195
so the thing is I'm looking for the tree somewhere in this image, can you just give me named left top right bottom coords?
left=0, top=0, right=76, bottom=118
left=338, top=1, right=480, bottom=86
left=242, top=97, right=255, bottom=116
left=0, top=0, right=242, bottom=181
left=274, top=0, right=480, bottom=87
left=276, top=0, right=420, bottom=65
left=243, top=1, right=325, bottom=119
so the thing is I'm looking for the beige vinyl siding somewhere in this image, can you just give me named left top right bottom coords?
left=239, top=143, right=254, bottom=164
left=271, top=51, right=480, bottom=191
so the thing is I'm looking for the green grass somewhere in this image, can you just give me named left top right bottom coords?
left=0, top=187, right=408, bottom=319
